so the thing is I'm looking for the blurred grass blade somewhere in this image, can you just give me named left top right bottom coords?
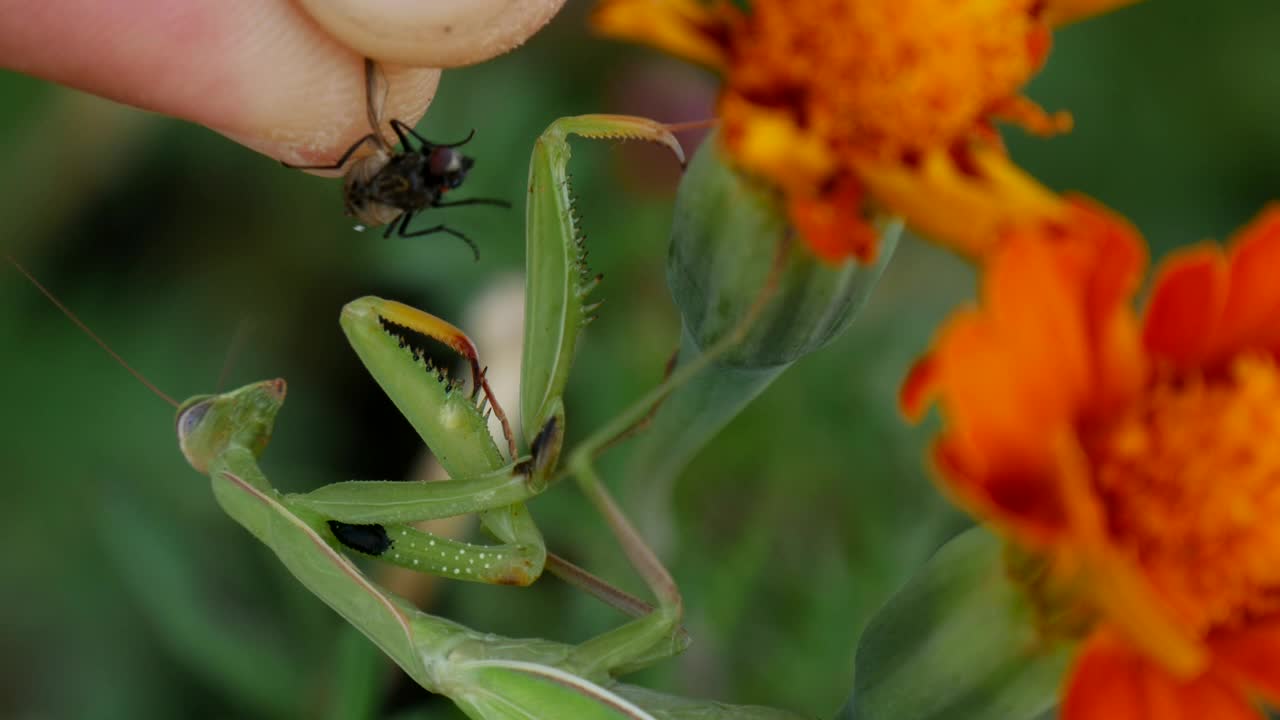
left=101, top=499, right=306, bottom=719
left=326, top=625, right=388, bottom=720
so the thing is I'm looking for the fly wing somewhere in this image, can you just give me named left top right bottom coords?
left=364, top=58, right=394, bottom=152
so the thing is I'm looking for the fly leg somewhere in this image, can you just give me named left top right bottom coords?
left=282, top=133, right=381, bottom=170
left=393, top=211, right=480, bottom=261
left=389, top=119, right=475, bottom=150
left=432, top=198, right=512, bottom=209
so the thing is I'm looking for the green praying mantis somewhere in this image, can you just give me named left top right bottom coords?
left=15, top=114, right=807, bottom=719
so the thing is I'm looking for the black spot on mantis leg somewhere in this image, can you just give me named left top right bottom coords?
left=530, top=415, right=562, bottom=482
left=530, top=415, right=560, bottom=462
left=511, top=416, right=562, bottom=488
left=328, top=521, right=393, bottom=556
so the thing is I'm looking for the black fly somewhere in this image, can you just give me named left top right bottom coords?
left=285, top=59, right=508, bottom=259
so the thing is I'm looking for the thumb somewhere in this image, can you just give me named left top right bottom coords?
left=0, top=0, right=439, bottom=164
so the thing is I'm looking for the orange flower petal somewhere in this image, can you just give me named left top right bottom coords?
left=988, top=95, right=1073, bottom=137
left=1061, top=198, right=1147, bottom=329
left=721, top=94, right=837, bottom=194
left=1042, top=0, right=1145, bottom=27
left=1062, top=631, right=1150, bottom=720
left=592, top=0, right=730, bottom=69
left=929, top=306, right=1078, bottom=481
left=1142, top=245, right=1230, bottom=368
left=786, top=177, right=880, bottom=263
left=979, top=233, right=1094, bottom=436
left=856, top=145, right=1066, bottom=257
left=1091, top=308, right=1147, bottom=417
left=899, top=353, right=939, bottom=422
left=906, top=200, right=1153, bottom=547
left=909, top=234, right=1096, bottom=537
left=1216, top=205, right=1280, bottom=358
left=932, top=439, right=1069, bottom=543
left=1057, top=198, right=1148, bottom=414
left=1064, top=630, right=1260, bottom=720
left=1212, top=615, right=1280, bottom=705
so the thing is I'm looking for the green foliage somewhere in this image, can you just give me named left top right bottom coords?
left=839, top=529, right=1070, bottom=720
left=666, top=132, right=896, bottom=369
left=1, top=0, right=1276, bottom=717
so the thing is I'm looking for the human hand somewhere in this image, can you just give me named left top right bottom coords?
left=0, top=0, right=566, bottom=164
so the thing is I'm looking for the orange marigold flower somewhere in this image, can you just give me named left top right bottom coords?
left=594, top=0, right=1138, bottom=262
left=903, top=201, right=1280, bottom=718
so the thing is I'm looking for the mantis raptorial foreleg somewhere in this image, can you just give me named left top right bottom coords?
left=284, top=116, right=781, bottom=678
left=264, top=116, right=687, bottom=593
left=177, top=379, right=804, bottom=719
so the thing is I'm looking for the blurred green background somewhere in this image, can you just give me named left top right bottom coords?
left=2, top=1, right=1278, bottom=717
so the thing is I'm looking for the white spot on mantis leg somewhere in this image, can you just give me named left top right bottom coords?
left=439, top=404, right=466, bottom=431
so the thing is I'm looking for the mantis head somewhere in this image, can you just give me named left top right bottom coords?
left=176, top=379, right=287, bottom=473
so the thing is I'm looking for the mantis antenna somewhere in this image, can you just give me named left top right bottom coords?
left=6, top=255, right=180, bottom=408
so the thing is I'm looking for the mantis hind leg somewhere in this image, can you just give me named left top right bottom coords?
left=563, top=455, right=687, bottom=677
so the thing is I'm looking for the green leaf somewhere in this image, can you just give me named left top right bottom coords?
left=667, top=133, right=899, bottom=369
left=839, top=528, right=1070, bottom=720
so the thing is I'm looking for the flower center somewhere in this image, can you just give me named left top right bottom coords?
left=722, top=0, right=1047, bottom=163
left=1090, top=354, right=1280, bottom=636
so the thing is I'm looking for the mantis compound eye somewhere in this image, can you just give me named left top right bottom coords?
left=176, top=399, right=212, bottom=443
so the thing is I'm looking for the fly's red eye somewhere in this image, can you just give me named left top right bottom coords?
left=429, top=148, right=461, bottom=176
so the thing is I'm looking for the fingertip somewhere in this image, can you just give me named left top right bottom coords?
left=228, top=63, right=440, bottom=169
left=192, top=2, right=442, bottom=166
left=295, top=0, right=568, bottom=68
